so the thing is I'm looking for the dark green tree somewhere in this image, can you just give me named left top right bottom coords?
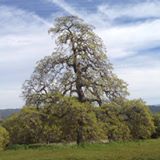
left=152, top=113, right=160, bottom=138
left=3, top=95, right=105, bottom=145
left=96, top=102, right=131, bottom=141
left=0, top=126, right=9, bottom=150
left=3, top=108, right=42, bottom=144
left=3, top=107, right=62, bottom=145
left=22, top=16, right=128, bottom=107
left=122, top=99, right=155, bottom=139
left=42, top=95, right=105, bottom=145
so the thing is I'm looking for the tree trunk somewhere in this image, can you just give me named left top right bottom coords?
left=71, top=38, right=85, bottom=103
left=76, top=120, right=83, bottom=145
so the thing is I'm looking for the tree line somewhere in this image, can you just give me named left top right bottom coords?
left=0, top=16, right=160, bottom=150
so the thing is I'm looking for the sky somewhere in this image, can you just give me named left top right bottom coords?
left=0, top=0, right=160, bottom=108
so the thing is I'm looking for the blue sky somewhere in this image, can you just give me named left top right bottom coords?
left=0, top=0, right=160, bottom=108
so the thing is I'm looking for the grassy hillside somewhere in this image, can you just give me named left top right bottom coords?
left=0, top=139, right=160, bottom=160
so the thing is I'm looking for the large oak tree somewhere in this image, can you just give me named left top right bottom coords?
left=23, top=16, right=128, bottom=107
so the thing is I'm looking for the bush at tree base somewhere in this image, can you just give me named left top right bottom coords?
left=0, top=126, right=9, bottom=150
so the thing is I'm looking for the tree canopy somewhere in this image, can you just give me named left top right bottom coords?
left=122, top=99, right=155, bottom=139
left=22, top=16, right=128, bottom=107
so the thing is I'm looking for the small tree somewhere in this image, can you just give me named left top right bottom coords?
left=22, top=16, right=128, bottom=107
left=152, top=113, right=160, bottom=138
left=43, top=95, right=105, bottom=145
left=2, top=113, right=20, bottom=145
left=3, top=108, right=42, bottom=144
left=122, top=99, right=155, bottom=139
left=3, top=107, right=61, bottom=144
left=0, top=126, right=9, bottom=150
left=96, top=102, right=131, bottom=141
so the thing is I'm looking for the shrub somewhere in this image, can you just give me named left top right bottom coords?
left=122, top=99, right=155, bottom=139
left=96, top=102, right=131, bottom=141
left=44, top=95, right=105, bottom=144
left=152, top=113, right=160, bottom=138
left=3, top=95, right=105, bottom=145
left=0, top=126, right=9, bottom=150
left=3, top=107, right=62, bottom=144
left=3, top=108, right=41, bottom=144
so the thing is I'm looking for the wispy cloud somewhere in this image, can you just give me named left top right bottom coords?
left=0, top=5, right=54, bottom=108
left=1, top=0, right=160, bottom=108
left=98, top=1, right=160, bottom=21
left=114, top=53, right=160, bottom=104
left=97, top=19, right=160, bottom=59
left=47, top=0, right=110, bottom=27
left=48, top=0, right=160, bottom=58
left=0, top=5, right=51, bottom=30
left=48, top=0, right=81, bottom=17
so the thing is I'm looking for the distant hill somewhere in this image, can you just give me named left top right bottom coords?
left=0, top=109, right=20, bottom=120
left=149, top=105, right=160, bottom=113
left=0, top=105, right=159, bottom=120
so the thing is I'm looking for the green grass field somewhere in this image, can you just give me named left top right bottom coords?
left=0, top=139, right=160, bottom=160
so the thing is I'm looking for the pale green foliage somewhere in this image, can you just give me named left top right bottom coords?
left=40, top=123, right=62, bottom=143
left=3, top=107, right=61, bottom=144
left=43, top=95, right=105, bottom=144
left=2, top=114, right=20, bottom=144
left=2, top=98, right=156, bottom=145
left=3, top=95, right=105, bottom=145
left=0, top=126, right=9, bottom=150
left=122, top=99, right=155, bottom=139
left=152, top=113, right=160, bottom=138
left=3, top=108, right=41, bottom=144
left=23, top=16, right=128, bottom=107
left=96, top=103, right=131, bottom=141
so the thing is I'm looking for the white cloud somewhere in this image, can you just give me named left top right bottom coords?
left=47, top=0, right=160, bottom=28
left=1, top=0, right=160, bottom=108
left=98, top=1, right=160, bottom=20
left=117, top=66, right=160, bottom=104
left=94, top=1, right=160, bottom=104
left=47, top=0, right=110, bottom=27
left=96, top=19, right=160, bottom=59
left=48, top=0, right=81, bottom=17
left=0, top=90, right=22, bottom=109
left=112, top=54, right=160, bottom=104
left=0, top=5, right=54, bottom=108
left=47, top=0, right=160, bottom=48
left=0, top=5, right=50, bottom=28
